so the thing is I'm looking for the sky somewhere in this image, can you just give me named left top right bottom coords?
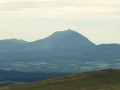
left=0, top=0, right=120, bottom=45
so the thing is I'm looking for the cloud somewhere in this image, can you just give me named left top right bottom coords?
left=68, top=0, right=120, bottom=5
left=0, top=0, right=120, bottom=19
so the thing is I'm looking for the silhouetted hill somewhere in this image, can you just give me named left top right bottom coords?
left=88, top=44, right=120, bottom=54
left=83, top=44, right=120, bottom=61
left=16, top=29, right=95, bottom=52
left=0, top=39, right=27, bottom=52
left=2, top=69, right=120, bottom=90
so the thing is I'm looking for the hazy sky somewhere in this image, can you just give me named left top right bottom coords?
left=0, top=0, right=120, bottom=44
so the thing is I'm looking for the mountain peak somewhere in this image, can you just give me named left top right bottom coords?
left=54, top=29, right=75, bottom=34
left=38, top=29, right=96, bottom=48
left=52, top=29, right=81, bottom=38
left=65, top=29, right=74, bottom=32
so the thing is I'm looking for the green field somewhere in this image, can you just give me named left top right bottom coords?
left=1, top=69, right=120, bottom=90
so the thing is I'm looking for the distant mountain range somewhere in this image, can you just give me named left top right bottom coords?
left=0, top=29, right=95, bottom=52
left=0, top=29, right=120, bottom=73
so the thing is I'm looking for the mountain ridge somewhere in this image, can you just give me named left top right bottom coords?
left=0, top=29, right=119, bottom=72
left=8, top=29, right=95, bottom=52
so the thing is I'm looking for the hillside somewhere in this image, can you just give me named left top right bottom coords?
left=0, top=69, right=66, bottom=82
left=1, top=69, right=120, bottom=90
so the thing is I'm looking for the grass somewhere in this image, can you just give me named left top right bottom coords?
left=1, top=69, right=120, bottom=90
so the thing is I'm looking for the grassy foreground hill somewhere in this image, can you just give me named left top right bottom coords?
left=1, top=69, right=120, bottom=90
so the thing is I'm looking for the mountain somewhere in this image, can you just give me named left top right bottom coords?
left=0, top=29, right=119, bottom=73
left=16, top=29, right=95, bottom=52
left=83, top=44, right=120, bottom=61
left=0, top=38, right=27, bottom=45
left=87, top=44, right=120, bottom=55
left=2, top=69, right=120, bottom=90
left=0, top=39, right=27, bottom=52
